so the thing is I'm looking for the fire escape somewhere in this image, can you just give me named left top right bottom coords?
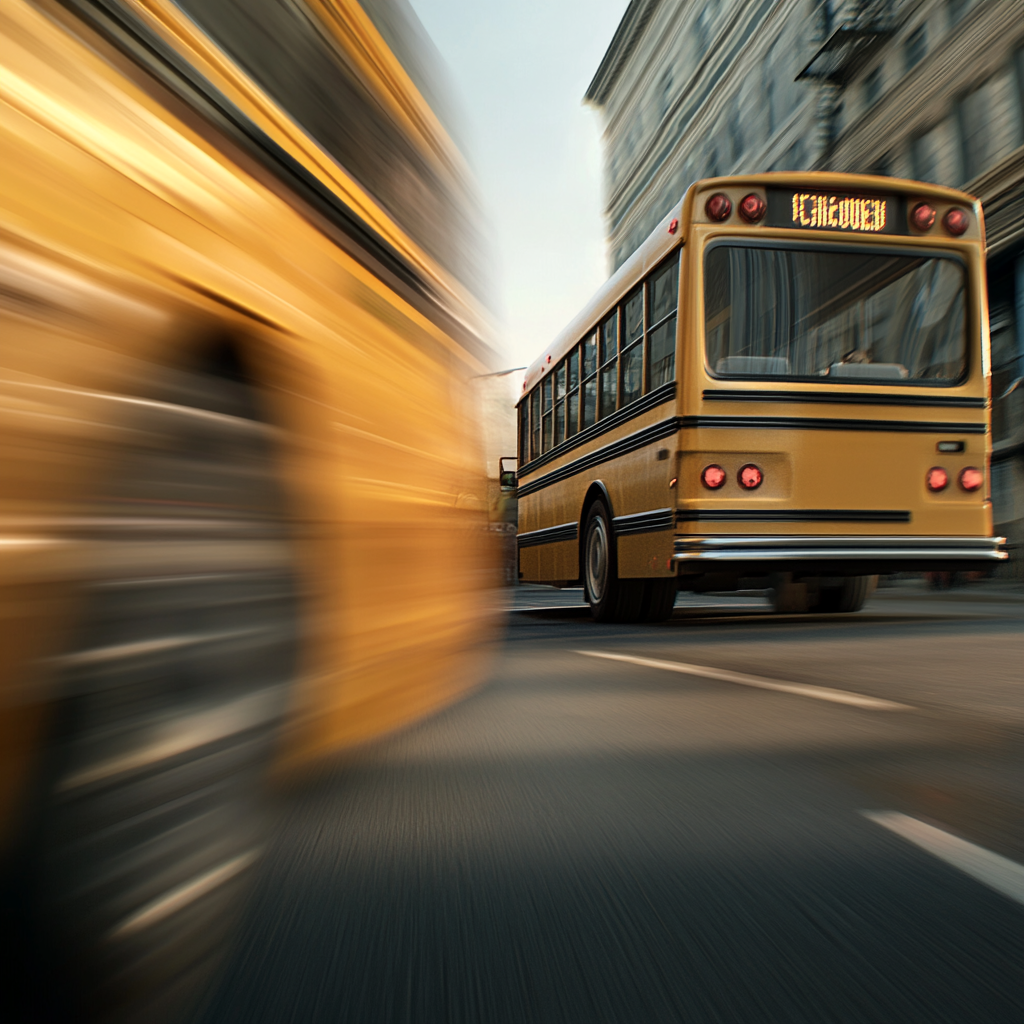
left=796, top=1, right=894, bottom=168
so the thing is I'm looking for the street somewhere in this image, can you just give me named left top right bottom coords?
left=201, top=582, right=1024, bottom=1023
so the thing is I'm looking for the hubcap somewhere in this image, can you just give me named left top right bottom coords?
left=586, top=516, right=609, bottom=603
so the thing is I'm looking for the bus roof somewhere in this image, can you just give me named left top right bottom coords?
left=519, top=172, right=981, bottom=399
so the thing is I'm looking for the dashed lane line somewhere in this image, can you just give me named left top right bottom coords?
left=575, top=650, right=912, bottom=711
left=862, top=811, right=1024, bottom=908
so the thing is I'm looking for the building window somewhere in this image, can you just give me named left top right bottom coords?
left=1015, top=48, right=1024, bottom=143
left=905, top=26, right=927, bottom=74
left=779, top=140, right=804, bottom=172
left=695, top=6, right=712, bottom=56
left=727, top=104, right=744, bottom=164
left=864, top=66, right=882, bottom=108
left=658, top=68, right=674, bottom=121
left=911, top=133, right=937, bottom=182
left=947, top=0, right=971, bottom=27
left=598, top=309, right=619, bottom=419
left=647, top=254, right=679, bottom=390
left=958, top=71, right=1021, bottom=183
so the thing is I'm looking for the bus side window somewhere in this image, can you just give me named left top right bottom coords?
left=530, top=387, right=540, bottom=459
left=648, top=253, right=679, bottom=390
left=582, top=332, right=597, bottom=429
left=554, top=360, right=567, bottom=446
left=541, top=375, right=553, bottom=452
left=621, top=286, right=643, bottom=407
left=566, top=347, right=580, bottom=438
left=519, top=399, right=529, bottom=464
left=599, top=310, right=618, bottom=419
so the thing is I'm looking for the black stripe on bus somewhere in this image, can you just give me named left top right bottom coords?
left=517, top=522, right=578, bottom=548
left=517, top=413, right=985, bottom=499
left=702, top=390, right=987, bottom=409
left=613, top=508, right=675, bottom=535
left=516, top=417, right=682, bottom=498
left=682, top=415, right=987, bottom=434
left=518, top=381, right=676, bottom=478
left=676, top=509, right=912, bottom=523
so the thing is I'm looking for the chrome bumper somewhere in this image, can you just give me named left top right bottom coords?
left=673, top=534, right=1007, bottom=569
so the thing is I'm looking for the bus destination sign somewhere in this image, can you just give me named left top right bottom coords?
left=766, top=188, right=906, bottom=235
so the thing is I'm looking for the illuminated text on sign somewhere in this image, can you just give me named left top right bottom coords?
left=791, top=193, right=887, bottom=232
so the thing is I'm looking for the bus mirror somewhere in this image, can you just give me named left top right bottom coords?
left=498, top=456, right=518, bottom=493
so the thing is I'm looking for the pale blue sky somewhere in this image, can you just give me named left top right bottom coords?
left=410, top=0, right=629, bottom=369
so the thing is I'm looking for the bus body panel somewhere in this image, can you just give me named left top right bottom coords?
left=517, top=393, right=681, bottom=582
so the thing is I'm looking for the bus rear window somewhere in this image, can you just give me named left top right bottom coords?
left=704, top=244, right=967, bottom=384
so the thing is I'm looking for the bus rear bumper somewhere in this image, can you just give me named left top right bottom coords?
left=672, top=535, right=1008, bottom=575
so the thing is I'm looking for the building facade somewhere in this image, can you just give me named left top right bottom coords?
left=586, top=0, right=1024, bottom=574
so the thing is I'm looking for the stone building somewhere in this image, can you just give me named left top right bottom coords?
left=585, top=0, right=1024, bottom=573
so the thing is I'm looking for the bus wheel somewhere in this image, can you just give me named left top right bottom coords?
left=583, top=501, right=643, bottom=623
left=816, top=575, right=877, bottom=612
left=18, top=366, right=299, bottom=1023
left=768, top=573, right=811, bottom=614
left=640, top=579, right=678, bottom=622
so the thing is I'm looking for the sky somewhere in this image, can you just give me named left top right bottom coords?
left=409, top=0, right=629, bottom=371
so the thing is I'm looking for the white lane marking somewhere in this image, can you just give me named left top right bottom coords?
left=576, top=650, right=912, bottom=710
left=110, top=850, right=259, bottom=938
left=862, top=811, right=1024, bottom=907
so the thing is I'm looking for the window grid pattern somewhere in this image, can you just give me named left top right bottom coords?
left=516, top=251, right=681, bottom=465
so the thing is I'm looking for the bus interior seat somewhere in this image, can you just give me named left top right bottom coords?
left=716, top=356, right=790, bottom=375
left=829, top=362, right=909, bottom=378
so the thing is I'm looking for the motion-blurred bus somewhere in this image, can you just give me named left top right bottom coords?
left=0, top=1, right=495, bottom=1019
left=516, top=173, right=1005, bottom=622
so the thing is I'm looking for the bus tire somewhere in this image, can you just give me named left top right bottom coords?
left=817, top=575, right=876, bottom=613
left=640, top=578, right=678, bottom=622
left=583, top=501, right=643, bottom=623
left=768, top=573, right=811, bottom=614
left=14, top=365, right=299, bottom=1024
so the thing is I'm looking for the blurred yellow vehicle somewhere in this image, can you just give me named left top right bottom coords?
left=0, top=1, right=495, bottom=1019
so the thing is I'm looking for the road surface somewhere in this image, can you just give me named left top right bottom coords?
left=201, top=581, right=1024, bottom=1023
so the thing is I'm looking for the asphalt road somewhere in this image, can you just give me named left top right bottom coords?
left=201, top=581, right=1024, bottom=1023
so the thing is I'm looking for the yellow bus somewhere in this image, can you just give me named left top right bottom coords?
left=0, top=0, right=494, bottom=1019
left=516, top=173, right=1006, bottom=622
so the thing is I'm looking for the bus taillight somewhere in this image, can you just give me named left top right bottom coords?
left=701, top=464, right=726, bottom=489
left=943, top=208, right=969, bottom=236
left=738, top=193, right=766, bottom=223
left=738, top=464, right=763, bottom=490
left=926, top=467, right=949, bottom=492
left=910, top=202, right=936, bottom=231
left=706, top=193, right=731, bottom=221
left=959, top=467, right=983, bottom=492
